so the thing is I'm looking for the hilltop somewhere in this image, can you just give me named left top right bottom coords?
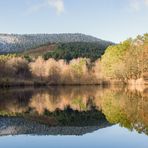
left=0, top=33, right=113, bottom=54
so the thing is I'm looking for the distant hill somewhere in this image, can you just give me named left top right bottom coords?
left=0, top=33, right=113, bottom=53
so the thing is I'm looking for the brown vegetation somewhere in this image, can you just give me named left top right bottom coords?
left=22, top=44, right=55, bottom=58
left=0, top=56, right=105, bottom=86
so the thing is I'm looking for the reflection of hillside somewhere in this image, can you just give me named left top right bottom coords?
left=0, top=87, right=111, bottom=136
left=0, top=86, right=148, bottom=135
left=0, top=112, right=110, bottom=136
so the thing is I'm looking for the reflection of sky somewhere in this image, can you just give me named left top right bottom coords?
left=0, top=125, right=148, bottom=148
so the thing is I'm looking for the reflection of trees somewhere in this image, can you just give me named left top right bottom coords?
left=0, top=86, right=104, bottom=115
left=100, top=87, right=148, bottom=135
left=44, top=108, right=107, bottom=126
left=29, top=86, right=103, bottom=114
left=0, top=88, right=33, bottom=115
left=0, top=86, right=148, bottom=135
left=100, top=89, right=131, bottom=129
left=0, top=86, right=109, bottom=128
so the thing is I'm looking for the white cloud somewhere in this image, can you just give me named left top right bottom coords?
left=144, top=0, right=148, bottom=5
left=26, top=0, right=64, bottom=15
left=129, top=0, right=148, bottom=11
left=47, top=0, right=64, bottom=15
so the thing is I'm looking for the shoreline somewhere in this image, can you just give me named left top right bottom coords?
left=0, top=78, right=111, bottom=88
left=0, top=78, right=147, bottom=88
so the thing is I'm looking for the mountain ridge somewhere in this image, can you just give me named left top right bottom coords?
left=0, top=33, right=113, bottom=53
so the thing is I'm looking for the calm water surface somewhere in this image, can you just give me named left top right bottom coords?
left=0, top=86, right=147, bottom=148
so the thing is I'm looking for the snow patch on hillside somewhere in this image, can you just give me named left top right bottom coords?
left=0, top=35, right=20, bottom=44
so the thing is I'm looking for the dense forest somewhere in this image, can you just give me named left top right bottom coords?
left=22, top=42, right=112, bottom=61
left=0, top=34, right=147, bottom=86
left=43, top=42, right=109, bottom=61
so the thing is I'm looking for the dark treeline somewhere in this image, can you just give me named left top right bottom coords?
left=43, top=42, right=110, bottom=61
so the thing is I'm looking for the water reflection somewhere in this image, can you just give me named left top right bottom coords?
left=0, top=86, right=147, bottom=136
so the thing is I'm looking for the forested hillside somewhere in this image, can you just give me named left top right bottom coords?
left=0, top=33, right=112, bottom=53
left=43, top=42, right=110, bottom=61
left=0, top=34, right=147, bottom=86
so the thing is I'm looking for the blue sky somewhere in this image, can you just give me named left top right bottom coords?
left=0, top=0, right=147, bottom=43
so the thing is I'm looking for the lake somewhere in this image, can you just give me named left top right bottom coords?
left=0, top=86, right=148, bottom=148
